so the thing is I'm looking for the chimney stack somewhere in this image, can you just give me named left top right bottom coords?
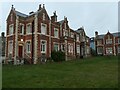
left=1, top=32, right=5, bottom=37
left=95, top=31, right=98, bottom=37
left=43, top=4, right=45, bottom=9
left=64, top=16, right=68, bottom=23
left=39, top=4, right=41, bottom=10
left=51, top=11, right=57, bottom=22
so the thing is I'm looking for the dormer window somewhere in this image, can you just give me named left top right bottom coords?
left=43, top=13, right=45, bottom=20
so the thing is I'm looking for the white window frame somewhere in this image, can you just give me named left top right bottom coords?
left=43, top=13, right=45, bottom=21
left=76, top=35, right=79, bottom=41
left=77, top=45, right=80, bottom=54
left=26, top=23, right=32, bottom=34
left=61, top=44, right=65, bottom=52
left=26, top=41, right=31, bottom=53
left=97, top=47, right=103, bottom=54
left=63, top=29, right=68, bottom=36
left=9, top=24, right=14, bottom=35
left=106, top=39, right=112, bottom=44
left=97, top=40, right=102, bottom=45
left=63, top=29, right=65, bottom=36
left=41, top=23, right=47, bottom=35
left=106, top=47, right=113, bottom=54
left=68, top=43, right=73, bottom=53
left=54, top=28, right=59, bottom=38
left=8, top=40, right=13, bottom=54
left=54, top=43, right=59, bottom=51
left=20, top=23, right=24, bottom=35
left=41, top=40, right=47, bottom=53
left=71, top=32, right=74, bottom=38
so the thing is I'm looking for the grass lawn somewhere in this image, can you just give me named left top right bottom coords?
left=2, top=56, right=118, bottom=88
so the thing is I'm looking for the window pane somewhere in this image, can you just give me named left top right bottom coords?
left=54, top=44, right=58, bottom=51
left=41, top=24, right=46, bottom=35
left=41, top=41, right=46, bottom=53
left=26, top=41, right=31, bottom=53
left=8, top=41, right=13, bottom=53
left=26, top=24, right=31, bottom=34
left=9, top=25, right=14, bottom=35
left=54, top=28, right=58, bottom=38
left=77, top=45, right=80, bottom=53
left=20, top=24, right=24, bottom=34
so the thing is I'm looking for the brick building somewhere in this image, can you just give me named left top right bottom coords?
left=95, top=31, right=120, bottom=55
left=5, top=4, right=90, bottom=64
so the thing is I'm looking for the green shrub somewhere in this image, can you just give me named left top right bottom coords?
left=51, top=50, right=65, bottom=62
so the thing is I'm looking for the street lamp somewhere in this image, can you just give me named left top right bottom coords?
left=21, top=39, right=23, bottom=41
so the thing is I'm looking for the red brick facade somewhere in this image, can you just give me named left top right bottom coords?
left=6, top=4, right=90, bottom=64
left=95, top=31, right=120, bottom=56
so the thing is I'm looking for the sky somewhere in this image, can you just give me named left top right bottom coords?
left=0, top=1, right=118, bottom=37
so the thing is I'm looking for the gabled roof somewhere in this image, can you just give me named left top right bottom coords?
left=15, top=10, right=28, bottom=17
left=96, top=32, right=120, bottom=39
left=112, top=32, right=120, bottom=37
left=96, top=34, right=104, bottom=39
left=76, top=27, right=84, bottom=33
left=15, top=7, right=49, bottom=18
left=58, top=20, right=64, bottom=24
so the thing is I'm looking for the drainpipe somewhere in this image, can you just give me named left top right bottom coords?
left=31, top=21, right=34, bottom=64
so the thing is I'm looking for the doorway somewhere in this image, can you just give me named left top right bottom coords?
left=19, top=46, right=23, bottom=58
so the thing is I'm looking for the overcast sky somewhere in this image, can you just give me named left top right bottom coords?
left=0, top=1, right=118, bottom=37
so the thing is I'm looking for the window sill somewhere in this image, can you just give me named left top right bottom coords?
left=7, top=34, right=14, bottom=37
left=26, top=52, right=31, bottom=53
left=26, top=33, right=32, bottom=35
left=19, top=33, right=24, bottom=35
left=41, top=52, right=46, bottom=53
